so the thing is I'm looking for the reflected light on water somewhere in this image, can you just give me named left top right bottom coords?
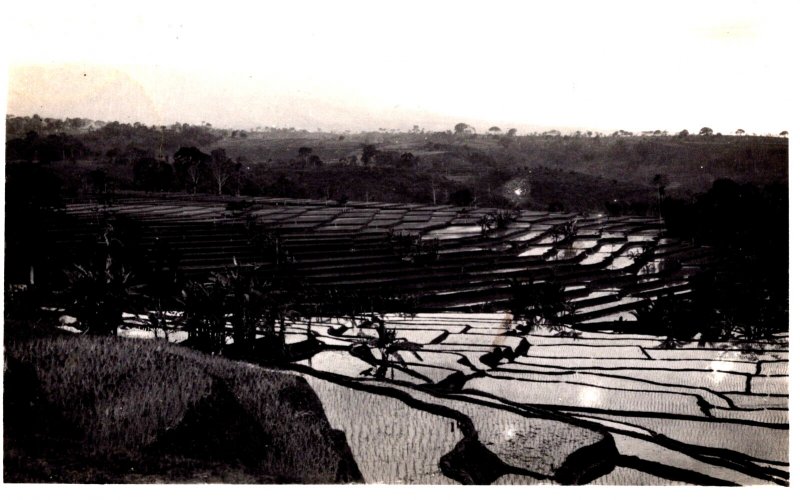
left=579, top=387, right=603, bottom=406
left=709, top=360, right=736, bottom=383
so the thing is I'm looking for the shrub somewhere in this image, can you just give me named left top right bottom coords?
left=633, top=294, right=697, bottom=347
left=509, top=279, right=574, bottom=333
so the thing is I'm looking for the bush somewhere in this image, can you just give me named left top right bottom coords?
left=448, top=188, right=474, bottom=207
left=509, top=279, right=574, bottom=332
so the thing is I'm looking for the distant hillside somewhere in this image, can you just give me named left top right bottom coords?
left=5, top=116, right=788, bottom=213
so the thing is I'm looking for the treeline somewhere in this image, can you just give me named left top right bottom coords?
left=6, top=115, right=223, bottom=164
left=6, top=115, right=788, bottom=213
left=641, top=179, right=789, bottom=345
left=6, top=115, right=99, bottom=136
left=6, top=131, right=91, bottom=163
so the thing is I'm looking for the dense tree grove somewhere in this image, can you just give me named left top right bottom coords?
left=6, top=131, right=90, bottom=163
left=7, top=118, right=222, bottom=163
left=654, top=179, right=789, bottom=344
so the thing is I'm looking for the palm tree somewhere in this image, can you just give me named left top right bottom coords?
left=652, top=174, right=667, bottom=229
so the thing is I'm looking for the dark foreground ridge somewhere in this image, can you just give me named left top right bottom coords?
left=3, top=322, right=362, bottom=483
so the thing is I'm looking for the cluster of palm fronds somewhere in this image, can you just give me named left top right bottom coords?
left=63, top=224, right=139, bottom=336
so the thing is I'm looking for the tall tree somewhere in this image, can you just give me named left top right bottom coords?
left=361, top=144, right=378, bottom=166
left=454, top=123, right=473, bottom=135
left=298, top=146, right=313, bottom=167
left=173, top=146, right=210, bottom=194
left=210, top=148, right=236, bottom=195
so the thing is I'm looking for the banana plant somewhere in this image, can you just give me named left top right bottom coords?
left=63, top=219, right=143, bottom=336
left=64, top=256, right=138, bottom=336
left=179, top=278, right=229, bottom=354
left=349, top=316, right=425, bottom=380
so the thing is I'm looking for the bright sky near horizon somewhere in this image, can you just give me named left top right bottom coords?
left=3, top=0, right=797, bottom=134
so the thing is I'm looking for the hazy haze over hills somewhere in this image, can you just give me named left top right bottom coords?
left=4, top=0, right=796, bottom=135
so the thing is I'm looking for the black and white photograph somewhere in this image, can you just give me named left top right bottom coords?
left=1, top=0, right=793, bottom=489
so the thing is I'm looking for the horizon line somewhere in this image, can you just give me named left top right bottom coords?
left=6, top=112, right=788, bottom=138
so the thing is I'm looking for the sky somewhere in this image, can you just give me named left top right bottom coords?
left=3, top=0, right=798, bottom=134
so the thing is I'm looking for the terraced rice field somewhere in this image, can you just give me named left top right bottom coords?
left=300, top=377, right=461, bottom=484
left=54, top=196, right=787, bottom=485
left=50, top=195, right=712, bottom=322
left=113, top=308, right=787, bottom=484
left=283, top=313, right=788, bottom=485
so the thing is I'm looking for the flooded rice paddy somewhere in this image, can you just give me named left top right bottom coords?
left=288, top=313, right=788, bottom=485
left=299, top=375, right=461, bottom=484
left=112, top=310, right=787, bottom=485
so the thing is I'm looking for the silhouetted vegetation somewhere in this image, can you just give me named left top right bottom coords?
left=654, top=179, right=788, bottom=343
left=633, top=295, right=698, bottom=348
left=509, top=279, right=574, bottom=333
left=349, top=316, right=425, bottom=380
left=4, top=116, right=789, bottom=349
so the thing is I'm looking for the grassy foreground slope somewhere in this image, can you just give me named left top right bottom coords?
left=3, top=322, right=362, bottom=483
